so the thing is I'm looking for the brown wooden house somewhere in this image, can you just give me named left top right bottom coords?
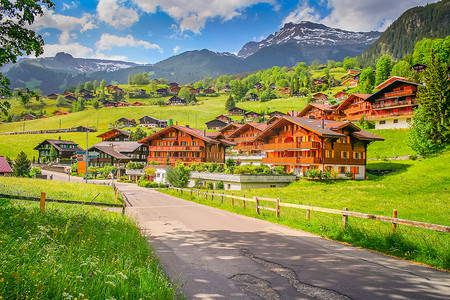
left=297, top=103, right=341, bottom=120
left=312, top=93, right=329, bottom=103
left=52, top=110, right=70, bottom=116
left=166, top=96, right=186, bottom=106
left=0, top=155, right=13, bottom=175
left=116, top=117, right=136, bottom=127
left=218, top=123, right=242, bottom=138
left=34, top=139, right=83, bottom=163
left=227, top=122, right=267, bottom=155
left=335, top=93, right=371, bottom=121
left=205, top=119, right=228, bottom=130
left=138, top=125, right=234, bottom=166
left=22, top=113, right=36, bottom=121
left=228, top=107, right=246, bottom=115
left=97, top=129, right=130, bottom=141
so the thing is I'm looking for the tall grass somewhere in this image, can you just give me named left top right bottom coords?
left=0, top=199, right=180, bottom=299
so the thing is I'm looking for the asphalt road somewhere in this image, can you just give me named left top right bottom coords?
left=42, top=170, right=449, bottom=299
left=117, top=183, right=450, bottom=300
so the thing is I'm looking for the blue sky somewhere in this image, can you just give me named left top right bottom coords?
left=30, top=0, right=438, bottom=64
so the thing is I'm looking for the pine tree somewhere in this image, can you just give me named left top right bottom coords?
left=225, top=95, right=235, bottom=111
left=13, top=151, right=31, bottom=177
left=375, top=55, right=393, bottom=85
left=49, top=146, right=58, bottom=161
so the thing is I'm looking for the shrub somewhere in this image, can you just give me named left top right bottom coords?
left=409, top=154, right=418, bottom=161
left=194, top=179, right=203, bottom=188
left=307, top=169, right=322, bottom=179
left=30, top=167, right=41, bottom=177
left=322, top=170, right=332, bottom=179
left=137, top=176, right=159, bottom=188
left=166, top=165, right=190, bottom=188
left=345, top=171, right=353, bottom=179
left=273, top=165, right=286, bottom=174
left=71, top=163, right=78, bottom=173
left=216, top=181, right=224, bottom=190
left=205, top=181, right=214, bottom=190
left=127, top=162, right=144, bottom=169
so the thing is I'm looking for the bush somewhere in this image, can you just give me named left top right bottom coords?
left=307, top=169, right=322, bottom=179
left=194, top=179, right=203, bottom=188
left=205, top=181, right=214, bottom=190
left=216, top=181, right=224, bottom=190
left=166, top=165, right=190, bottom=188
left=30, top=167, right=41, bottom=177
left=409, top=154, right=418, bottom=161
left=127, top=162, right=144, bottom=169
left=345, top=171, right=353, bottom=179
left=71, top=163, right=78, bottom=173
left=273, top=165, right=286, bottom=174
left=137, top=176, right=159, bottom=188
left=234, top=164, right=271, bottom=174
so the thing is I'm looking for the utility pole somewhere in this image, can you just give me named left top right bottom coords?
left=59, top=119, right=61, bottom=129
left=85, top=128, right=89, bottom=184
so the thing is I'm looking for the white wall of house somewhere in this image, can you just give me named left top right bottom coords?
left=154, top=169, right=167, bottom=184
left=323, top=165, right=366, bottom=179
left=374, top=117, right=412, bottom=129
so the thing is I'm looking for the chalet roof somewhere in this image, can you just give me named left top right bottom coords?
left=218, top=123, right=242, bottom=134
left=228, top=107, right=246, bottom=112
left=96, top=129, right=130, bottom=138
left=89, top=145, right=130, bottom=160
left=33, top=139, right=83, bottom=152
left=245, top=110, right=260, bottom=116
left=268, top=111, right=284, bottom=116
left=366, top=79, right=421, bottom=103
left=0, top=155, right=13, bottom=173
left=333, top=91, right=348, bottom=97
left=90, top=141, right=142, bottom=153
left=138, top=125, right=220, bottom=145
left=297, top=103, right=336, bottom=117
left=117, top=117, right=135, bottom=122
left=139, top=115, right=161, bottom=121
left=205, top=119, right=228, bottom=126
left=352, top=130, right=384, bottom=141
left=374, top=76, right=408, bottom=90
left=228, top=122, right=268, bottom=138
left=167, top=96, right=186, bottom=102
left=313, top=92, right=328, bottom=98
left=336, top=93, right=371, bottom=111
left=52, top=110, right=69, bottom=115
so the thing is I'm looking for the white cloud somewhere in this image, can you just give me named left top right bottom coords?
left=97, top=0, right=139, bottom=29
left=95, top=33, right=162, bottom=53
left=41, top=42, right=93, bottom=58
left=283, top=0, right=439, bottom=32
left=62, top=1, right=79, bottom=11
left=30, top=7, right=96, bottom=33
left=132, top=0, right=277, bottom=34
left=90, top=53, right=129, bottom=61
left=173, top=45, right=181, bottom=53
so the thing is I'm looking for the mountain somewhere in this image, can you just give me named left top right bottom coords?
left=0, top=52, right=141, bottom=74
left=359, top=0, right=450, bottom=66
left=238, top=21, right=380, bottom=59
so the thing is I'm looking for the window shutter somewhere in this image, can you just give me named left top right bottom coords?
left=332, top=151, right=335, bottom=158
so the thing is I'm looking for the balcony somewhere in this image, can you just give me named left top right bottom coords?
left=148, top=157, right=204, bottom=163
left=345, top=106, right=371, bottom=114
left=234, top=144, right=260, bottom=151
left=372, top=99, right=418, bottom=110
left=365, top=111, right=414, bottom=120
left=233, top=136, right=257, bottom=142
left=383, top=89, right=415, bottom=98
left=263, top=142, right=320, bottom=151
left=262, top=156, right=322, bottom=164
left=149, top=145, right=202, bottom=151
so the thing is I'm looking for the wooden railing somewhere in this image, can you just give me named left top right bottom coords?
left=384, top=89, right=415, bottom=98
left=149, top=145, right=202, bottom=151
left=372, top=99, right=418, bottom=110
left=263, top=142, right=320, bottom=151
left=147, top=157, right=203, bottom=163
left=263, top=157, right=322, bottom=164
left=233, top=137, right=257, bottom=142
left=365, top=111, right=414, bottom=119
left=168, top=188, right=450, bottom=233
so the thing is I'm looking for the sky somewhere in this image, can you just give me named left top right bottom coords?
left=29, top=0, right=439, bottom=64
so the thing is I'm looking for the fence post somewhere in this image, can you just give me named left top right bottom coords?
left=306, top=202, right=311, bottom=220
left=40, top=192, right=46, bottom=211
left=276, top=198, right=280, bottom=218
left=342, top=207, right=348, bottom=228
left=392, top=209, right=397, bottom=234
left=190, top=189, right=193, bottom=196
left=255, top=197, right=259, bottom=215
left=206, top=190, right=208, bottom=200
left=181, top=188, right=183, bottom=195
left=232, top=193, right=234, bottom=206
left=243, top=194, right=245, bottom=209
left=122, top=203, right=126, bottom=216
left=197, top=189, right=199, bottom=198
left=221, top=194, right=224, bottom=203
left=212, top=191, right=214, bottom=201
left=115, top=189, right=119, bottom=204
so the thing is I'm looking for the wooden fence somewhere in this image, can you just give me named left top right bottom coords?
left=0, top=192, right=126, bottom=215
left=169, top=187, right=449, bottom=233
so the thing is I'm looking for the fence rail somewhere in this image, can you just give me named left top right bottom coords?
left=169, top=187, right=449, bottom=233
left=0, top=193, right=126, bottom=215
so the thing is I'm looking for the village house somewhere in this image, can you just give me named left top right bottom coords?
left=52, top=110, right=70, bottom=116
left=138, top=125, right=234, bottom=166
left=64, top=94, right=77, bottom=102
left=254, top=83, right=263, bottom=90
left=223, top=85, right=231, bottom=92
left=266, top=115, right=282, bottom=126
left=364, top=78, right=420, bottom=129
left=0, top=155, right=13, bottom=176
left=333, top=91, right=348, bottom=102
left=34, top=138, right=83, bottom=163
left=117, top=101, right=131, bottom=107
left=215, top=114, right=232, bottom=123
left=218, top=123, right=242, bottom=138
left=47, top=94, right=58, bottom=100
left=335, top=93, right=372, bottom=121
left=97, top=129, right=130, bottom=142
left=254, top=116, right=384, bottom=178
left=139, top=116, right=168, bottom=128
left=244, top=111, right=261, bottom=121
left=297, top=103, right=342, bottom=120
left=22, top=113, right=36, bottom=121
left=169, top=85, right=181, bottom=94
left=342, top=77, right=359, bottom=88
left=412, top=63, right=427, bottom=73
left=116, top=117, right=136, bottom=127
left=133, top=102, right=144, bottom=106
left=267, top=111, right=285, bottom=118
left=203, top=88, right=216, bottom=95
left=347, top=69, right=360, bottom=75
left=103, top=100, right=118, bottom=108
left=155, top=88, right=168, bottom=95
left=312, top=92, right=329, bottom=103
left=228, top=107, right=246, bottom=115
left=205, top=119, right=228, bottom=130
left=37, top=114, right=47, bottom=119
left=166, top=96, right=186, bottom=106
left=226, top=122, right=267, bottom=165
left=247, top=93, right=260, bottom=101
left=107, top=85, right=124, bottom=95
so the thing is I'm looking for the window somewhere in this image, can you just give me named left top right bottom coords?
left=354, top=152, right=360, bottom=159
left=270, top=185, right=276, bottom=188
left=380, top=120, right=386, bottom=125
left=326, top=150, right=332, bottom=158
left=339, top=166, right=346, bottom=174
left=406, top=118, right=412, bottom=123
left=393, top=119, right=398, bottom=124
left=342, top=151, right=348, bottom=159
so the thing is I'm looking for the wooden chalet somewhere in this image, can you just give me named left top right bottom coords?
left=103, top=100, right=118, bottom=108
left=297, top=103, right=341, bottom=120
left=22, top=113, right=36, bottom=121
left=133, top=102, right=144, bottom=106
left=117, top=101, right=131, bottom=107
left=203, top=88, right=216, bottom=95
left=223, top=85, right=231, bottom=92
left=215, top=114, right=232, bottom=123
left=107, top=85, right=124, bottom=94
left=269, top=83, right=276, bottom=90
left=0, top=155, right=13, bottom=175
left=37, top=114, right=47, bottom=119
left=244, top=111, right=261, bottom=121
left=312, top=93, right=329, bottom=103
left=227, top=123, right=267, bottom=156
left=313, top=77, right=328, bottom=86
left=155, top=88, right=168, bottom=95
left=347, top=69, right=360, bottom=75
left=254, top=116, right=384, bottom=178
left=116, top=117, right=136, bottom=127
left=333, top=91, right=348, bottom=101
left=205, top=119, right=228, bottom=130
left=79, top=89, right=93, bottom=97
left=138, top=125, right=234, bottom=165
left=47, top=94, right=58, bottom=100
left=166, top=96, right=186, bottom=106
left=97, top=129, right=130, bottom=142
left=254, top=83, right=263, bottom=90
left=412, top=63, right=427, bottom=73
left=266, top=115, right=282, bottom=126
left=169, top=85, right=181, bottom=94
left=248, top=93, right=259, bottom=101
left=335, top=94, right=371, bottom=121
left=228, top=107, right=246, bottom=115
left=374, top=76, right=407, bottom=90
left=218, top=123, right=242, bottom=138
left=52, top=110, right=70, bottom=116
left=267, top=111, right=285, bottom=118
left=65, top=95, right=77, bottom=102
left=364, top=78, right=420, bottom=129
left=34, top=139, right=83, bottom=163
left=64, top=92, right=75, bottom=97
left=342, top=77, right=359, bottom=88
left=139, top=116, right=168, bottom=128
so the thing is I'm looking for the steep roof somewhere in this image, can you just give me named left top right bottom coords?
left=297, top=103, right=336, bottom=117
left=336, top=93, right=371, bottom=112
left=375, top=76, right=408, bottom=90
left=138, top=125, right=220, bottom=145
left=96, top=129, right=130, bottom=139
left=366, top=79, right=421, bottom=103
left=0, top=155, right=13, bottom=173
left=89, top=145, right=130, bottom=160
left=89, top=141, right=142, bottom=153
left=33, top=139, right=83, bottom=152
left=218, top=123, right=242, bottom=135
left=228, top=122, right=268, bottom=138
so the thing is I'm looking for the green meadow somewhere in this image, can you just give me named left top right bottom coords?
left=162, top=151, right=450, bottom=269
left=0, top=179, right=180, bottom=299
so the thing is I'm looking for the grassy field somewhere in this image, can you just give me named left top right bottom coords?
left=366, top=129, right=412, bottom=159
left=0, top=179, right=180, bottom=299
left=162, top=151, right=450, bottom=269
